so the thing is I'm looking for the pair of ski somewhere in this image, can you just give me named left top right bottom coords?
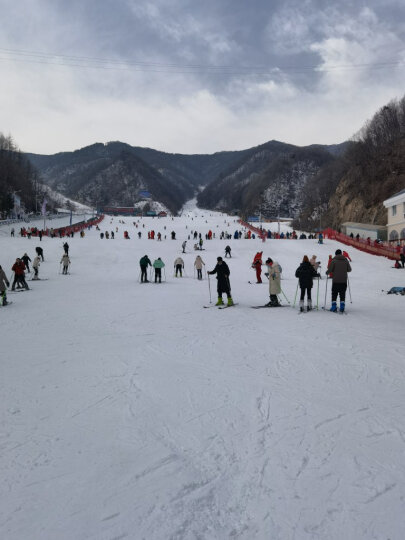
left=321, top=307, right=348, bottom=315
left=203, top=303, right=238, bottom=309
left=9, top=288, right=31, bottom=293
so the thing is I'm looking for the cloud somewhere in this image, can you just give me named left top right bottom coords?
left=0, top=0, right=404, bottom=155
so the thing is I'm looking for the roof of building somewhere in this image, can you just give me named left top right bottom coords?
left=383, top=188, right=405, bottom=206
left=342, top=222, right=386, bottom=231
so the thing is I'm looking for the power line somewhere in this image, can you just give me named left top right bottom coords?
left=0, top=46, right=404, bottom=75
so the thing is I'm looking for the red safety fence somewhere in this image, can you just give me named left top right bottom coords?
left=19, top=215, right=105, bottom=238
left=323, top=228, right=401, bottom=260
left=238, top=220, right=267, bottom=242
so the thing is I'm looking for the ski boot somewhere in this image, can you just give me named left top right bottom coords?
left=270, top=294, right=281, bottom=307
left=215, top=297, right=224, bottom=306
left=227, top=297, right=234, bottom=306
left=330, top=301, right=337, bottom=312
left=339, top=301, right=345, bottom=313
left=299, top=300, right=304, bottom=313
left=307, top=300, right=312, bottom=312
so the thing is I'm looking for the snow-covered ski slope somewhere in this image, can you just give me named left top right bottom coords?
left=1, top=207, right=405, bottom=540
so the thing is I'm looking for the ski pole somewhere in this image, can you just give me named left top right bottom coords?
left=280, top=288, right=290, bottom=304
left=293, top=282, right=299, bottom=307
left=138, top=270, right=141, bottom=282
left=163, top=267, right=166, bottom=282
left=347, top=276, right=352, bottom=303
left=324, top=277, right=329, bottom=309
left=316, top=277, right=320, bottom=310
left=208, top=273, right=212, bottom=303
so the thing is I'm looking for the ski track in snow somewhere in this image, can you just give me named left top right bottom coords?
left=1, top=211, right=405, bottom=539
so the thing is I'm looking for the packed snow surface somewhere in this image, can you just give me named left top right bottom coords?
left=1, top=208, right=405, bottom=540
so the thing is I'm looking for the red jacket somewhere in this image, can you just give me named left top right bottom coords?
left=12, top=261, right=25, bottom=276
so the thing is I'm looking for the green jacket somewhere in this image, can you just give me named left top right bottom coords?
left=153, top=259, right=165, bottom=269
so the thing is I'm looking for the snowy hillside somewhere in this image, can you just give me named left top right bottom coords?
left=1, top=208, right=405, bottom=540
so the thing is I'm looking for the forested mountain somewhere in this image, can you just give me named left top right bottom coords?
left=27, top=140, right=340, bottom=216
left=26, top=142, right=250, bottom=214
left=197, top=141, right=336, bottom=218
left=293, top=96, right=405, bottom=231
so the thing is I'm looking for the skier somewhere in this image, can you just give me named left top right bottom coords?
left=224, top=245, right=231, bottom=258
left=32, top=255, right=41, bottom=280
left=35, top=246, right=44, bottom=261
left=309, top=255, right=320, bottom=272
left=153, top=257, right=165, bottom=283
left=325, top=249, right=352, bottom=312
left=174, top=256, right=184, bottom=277
left=252, top=251, right=263, bottom=283
left=199, top=237, right=203, bottom=250
left=21, top=253, right=31, bottom=273
left=208, top=256, right=233, bottom=306
left=0, top=265, right=10, bottom=305
left=400, top=245, right=405, bottom=268
left=139, top=255, right=152, bottom=283
left=342, top=250, right=352, bottom=262
left=63, top=242, right=69, bottom=255
left=60, top=253, right=71, bottom=275
left=194, top=255, right=205, bottom=280
left=11, top=258, right=29, bottom=290
left=182, top=241, right=187, bottom=253
left=295, top=255, right=319, bottom=312
left=265, top=258, right=281, bottom=306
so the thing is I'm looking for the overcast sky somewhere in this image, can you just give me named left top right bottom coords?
left=0, top=0, right=404, bottom=155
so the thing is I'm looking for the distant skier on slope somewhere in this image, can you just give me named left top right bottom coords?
left=11, top=258, right=29, bottom=290
left=32, top=255, right=41, bottom=280
left=295, top=255, right=319, bottom=312
left=174, top=257, right=184, bottom=277
left=194, top=255, right=205, bottom=280
left=153, top=257, right=165, bottom=283
left=139, top=255, right=152, bottom=283
left=208, top=256, right=233, bottom=306
left=325, top=249, right=352, bottom=312
left=63, top=242, right=69, bottom=255
left=265, top=257, right=281, bottom=306
left=252, top=251, right=263, bottom=283
left=60, top=253, right=71, bottom=275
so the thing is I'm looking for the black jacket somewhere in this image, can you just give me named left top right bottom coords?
left=209, top=261, right=230, bottom=283
left=295, top=261, right=318, bottom=288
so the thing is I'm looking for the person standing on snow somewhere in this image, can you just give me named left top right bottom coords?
left=224, top=245, right=231, bottom=258
left=194, top=255, right=205, bottom=280
left=11, top=258, right=29, bottom=290
left=0, top=265, right=10, bottom=305
left=295, top=255, right=319, bottom=312
left=153, top=257, right=165, bottom=283
left=208, top=256, right=233, bottom=306
left=252, top=251, right=263, bottom=283
left=139, top=255, right=152, bottom=283
left=32, top=255, right=41, bottom=280
left=63, top=242, right=69, bottom=255
left=174, top=256, right=184, bottom=277
left=21, top=253, right=31, bottom=273
left=60, top=253, right=71, bottom=275
left=265, top=257, right=281, bottom=306
left=325, top=249, right=352, bottom=312
left=182, top=241, right=187, bottom=253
